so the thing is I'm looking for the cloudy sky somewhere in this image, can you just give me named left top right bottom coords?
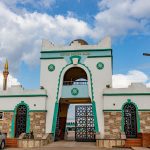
left=0, top=0, right=150, bottom=90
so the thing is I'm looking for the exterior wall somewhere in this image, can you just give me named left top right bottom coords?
left=104, top=112, right=121, bottom=139
left=139, top=112, right=150, bottom=133
left=0, top=111, right=46, bottom=138
left=0, top=97, right=47, bottom=111
left=30, top=112, right=46, bottom=139
left=40, top=59, right=67, bottom=134
left=85, top=57, right=112, bottom=137
left=104, top=95, right=150, bottom=111
left=0, top=112, right=13, bottom=137
left=103, top=84, right=150, bottom=111
left=40, top=51, right=112, bottom=136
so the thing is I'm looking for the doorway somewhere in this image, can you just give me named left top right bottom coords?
left=123, top=103, right=137, bottom=138
left=15, top=104, right=27, bottom=137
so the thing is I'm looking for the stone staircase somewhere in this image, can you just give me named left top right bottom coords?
left=6, top=138, right=18, bottom=148
left=125, top=138, right=142, bottom=147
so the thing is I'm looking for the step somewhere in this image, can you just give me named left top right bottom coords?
left=125, top=138, right=142, bottom=147
left=6, top=138, right=18, bottom=148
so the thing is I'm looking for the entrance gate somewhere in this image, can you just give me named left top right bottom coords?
left=123, top=103, right=137, bottom=138
left=15, top=105, right=27, bottom=137
left=75, top=105, right=95, bottom=142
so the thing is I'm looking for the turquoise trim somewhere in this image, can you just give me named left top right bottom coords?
left=70, top=55, right=81, bottom=64
left=139, top=109, right=150, bottom=111
left=103, top=109, right=150, bottom=112
left=40, top=57, right=64, bottom=59
left=103, top=93, right=150, bottom=96
left=51, top=63, right=99, bottom=135
left=0, top=94, right=48, bottom=98
left=92, top=101, right=99, bottom=132
left=87, top=55, right=112, bottom=58
left=11, top=101, right=30, bottom=138
left=29, top=110, right=47, bottom=112
left=0, top=110, right=47, bottom=112
left=51, top=102, right=59, bottom=135
left=103, top=110, right=122, bottom=112
left=41, top=50, right=112, bottom=61
left=121, top=99, right=140, bottom=133
left=0, top=110, right=14, bottom=112
left=41, top=48, right=112, bottom=53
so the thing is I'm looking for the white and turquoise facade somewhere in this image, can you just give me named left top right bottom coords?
left=0, top=37, right=150, bottom=140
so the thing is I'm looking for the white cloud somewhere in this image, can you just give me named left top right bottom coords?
left=112, top=70, right=150, bottom=88
left=0, top=2, right=91, bottom=71
left=92, top=0, right=150, bottom=38
left=0, top=72, right=20, bottom=90
left=1, top=0, right=55, bottom=11
left=0, top=0, right=150, bottom=73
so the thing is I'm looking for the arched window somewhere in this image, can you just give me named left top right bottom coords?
left=123, top=102, right=137, bottom=138
left=63, top=67, right=87, bottom=85
left=15, top=105, right=27, bottom=137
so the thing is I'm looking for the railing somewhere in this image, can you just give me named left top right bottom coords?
left=63, top=81, right=88, bottom=85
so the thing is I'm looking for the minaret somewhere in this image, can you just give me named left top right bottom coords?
left=3, top=59, right=9, bottom=90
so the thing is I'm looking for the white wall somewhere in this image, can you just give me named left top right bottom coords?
left=0, top=97, right=46, bottom=110
left=40, top=59, right=67, bottom=133
left=85, top=57, right=112, bottom=137
left=104, top=83, right=150, bottom=110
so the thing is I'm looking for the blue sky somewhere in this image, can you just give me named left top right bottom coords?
left=0, top=0, right=150, bottom=89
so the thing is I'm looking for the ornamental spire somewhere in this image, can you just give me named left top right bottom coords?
left=3, top=59, right=9, bottom=90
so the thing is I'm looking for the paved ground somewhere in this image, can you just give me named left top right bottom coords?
left=5, top=141, right=132, bottom=150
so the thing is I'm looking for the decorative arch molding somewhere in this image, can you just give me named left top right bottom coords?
left=121, top=99, right=140, bottom=133
left=11, top=101, right=30, bottom=138
left=51, top=63, right=99, bottom=136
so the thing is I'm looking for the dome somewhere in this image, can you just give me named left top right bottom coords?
left=70, top=39, right=88, bottom=45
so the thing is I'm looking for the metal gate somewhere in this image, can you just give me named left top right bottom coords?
left=15, top=105, right=27, bottom=137
left=124, top=103, right=137, bottom=138
left=75, top=105, right=95, bottom=142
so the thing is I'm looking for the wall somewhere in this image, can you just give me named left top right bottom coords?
left=40, top=48, right=112, bottom=136
left=85, top=57, right=112, bottom=137
left=104, top=112, right=121, bottom=139
left=139, top=112, right=150, bottom=133
left=30, top=112, right=46, bottom=139
left=103, top=84, right=150, bottom=111
left=0, top=112, right=13, bottom=137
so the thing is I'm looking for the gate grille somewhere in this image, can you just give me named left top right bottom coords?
left=75, top=105, right=95, bottom=142
left=15, top=105, right=27, bottom=137
left=124, top=103, right=137, bottom=138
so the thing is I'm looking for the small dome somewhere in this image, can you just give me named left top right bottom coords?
left=70, top=39, right=88, bottom=45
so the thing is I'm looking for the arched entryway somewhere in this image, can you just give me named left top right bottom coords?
left=123, top=102, right=137, bottom=138
left=15, top=104, right=27, bottom=137
left=54, top=67, right=95, bottom=141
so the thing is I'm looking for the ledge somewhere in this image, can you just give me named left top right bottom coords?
left=0, top=94, right=48, bottom=98
left=103, top=93, right=150, bottom=96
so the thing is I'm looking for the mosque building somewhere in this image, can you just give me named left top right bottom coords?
left=0, top=37, right=149, bottom=147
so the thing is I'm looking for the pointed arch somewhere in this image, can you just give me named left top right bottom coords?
left=121, top=99, right=140, bottom=137
left=11, top=101, right=30, bottom=138
left=51, top=63, right=99, bottom=137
